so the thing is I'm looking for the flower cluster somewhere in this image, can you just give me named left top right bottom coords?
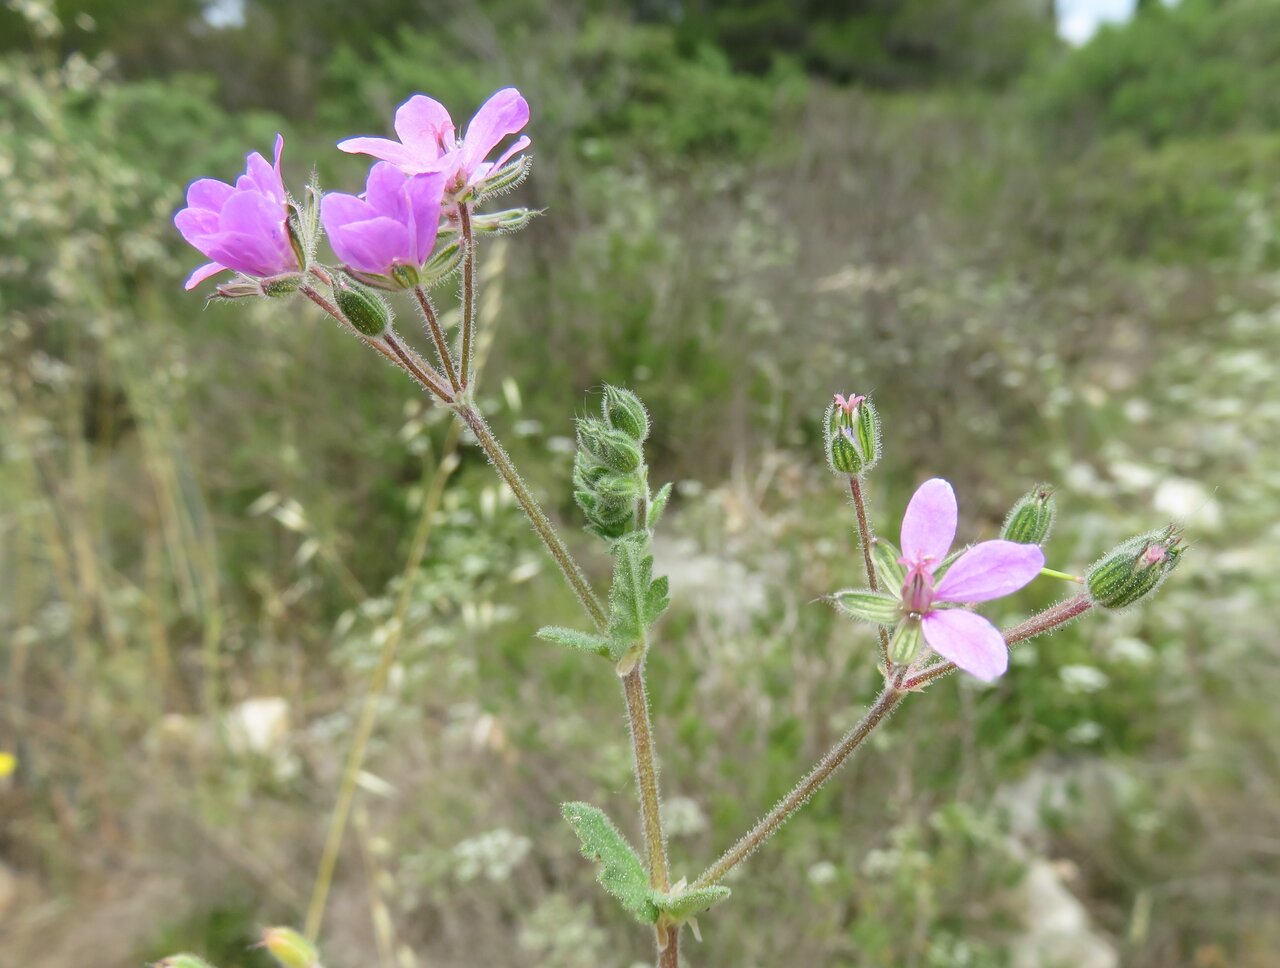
left=174, top=88, right=532, bottom=295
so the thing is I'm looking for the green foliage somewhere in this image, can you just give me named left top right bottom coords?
left=650, top=885, right=731, bottom=923
left=871, top=539, right=906, bottom=590
left=606, top=533, right=670, bottom=650
left=536, top=625, right=613, bottom=659
left=1030, top=0, right=1280, bottom=145
left=561, top=801, right=659, bottom=924
left=646, top=482, right=673, bottom=532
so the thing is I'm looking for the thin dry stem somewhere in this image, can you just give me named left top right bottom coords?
left=413, top=285, right=461, bottom=393
left=849, top=475, right=891, bottom=670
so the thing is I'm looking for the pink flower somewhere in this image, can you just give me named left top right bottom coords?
left=337, top=88, right=530, bottom=200
left=895, top=478, right=1044, bottom=681
left=833, top=393, right=866, bottom=416
left=174, top=135, right=299, bottom=290
left=320, top=163, right=447, bottom=280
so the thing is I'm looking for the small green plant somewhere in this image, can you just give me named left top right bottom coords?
left=163, top=86, right=1184, bottom=967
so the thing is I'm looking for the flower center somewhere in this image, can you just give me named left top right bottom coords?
left=898, top=554, right=937, bottom=614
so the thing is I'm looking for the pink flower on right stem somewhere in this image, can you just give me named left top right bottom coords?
left=895, top=478, right=1044, bottom=681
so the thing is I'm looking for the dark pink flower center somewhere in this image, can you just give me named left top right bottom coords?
left=899, top=554, right=937, bottom=614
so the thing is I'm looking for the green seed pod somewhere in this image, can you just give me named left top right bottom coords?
left=334, top=277, right=392, bottom=337
left=577, top=418, right=643, bottom=474
left=390, top=263, right=420, bottom=289
left=261, top=274, right=301, bottom=298
left=601, top=385, right=650, bottom=442
left=1086, top=526, right=1184, bottom=609
left=1001, top=484, right=1057, bottom=546
left=824, top=393, right=881, bottom=477
left=261, top=927, right=320, bottom=968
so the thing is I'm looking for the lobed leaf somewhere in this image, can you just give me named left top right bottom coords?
left=536, top=626, right=612, bottom=659
left=562, top=801, right=658, bottom=924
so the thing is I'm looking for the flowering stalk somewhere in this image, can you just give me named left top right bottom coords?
left=457, top=202, right=476, bottom=388
left=692, top=595, right=1087, bottom=889
left=412, top=285, right=461, bottom=393
left=848, top=475, right=891, bottom=670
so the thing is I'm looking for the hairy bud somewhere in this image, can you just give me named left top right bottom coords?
left=334, top=276, right=392, bottom=337
left=889, top=617, right=923, bottom=665
left=1001, top=484, right=1057, bottom=546
left=825, top=392, right=880, bottom=476
left=1087, top=525, right=1184, bottom=609
left=601, top=385, right=650, bottom=442
left=577, top=418, right=643, bottom=474
left=261, top=927, right=320, bottom=968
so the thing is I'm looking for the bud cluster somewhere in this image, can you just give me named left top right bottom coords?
left=574, top=386, right=651, bottom=540
left=1087, top=525, right=1185, bottom=609
left=825, top=392, right=881, bottom=477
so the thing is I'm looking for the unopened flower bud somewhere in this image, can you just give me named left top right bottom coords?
left=154, top=956, right=216, bottom=968
left=1087, top=525, right=1184, bottom=609
left=1001, top=484, right=1057, bottom=546
left=390, top=264, right=420, bottom=289
left=825, top=392, right=880, bottom=476
left=601, top=385, right=650, bottom=442
left=334, top=276, right=392, bottom=337
left=261, top=927, right=320, bottom=968
left=577, top=418, right=643, bottom=474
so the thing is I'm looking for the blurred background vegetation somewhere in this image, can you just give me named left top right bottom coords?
left=1, top=0, right=1277, bottom=965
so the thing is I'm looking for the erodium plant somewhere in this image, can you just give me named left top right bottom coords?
left=168, top=88, right=1184, bottom=968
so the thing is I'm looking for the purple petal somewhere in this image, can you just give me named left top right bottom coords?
left=461, top=88, right=529, bottom=175
left=337, top=136, right=421, bottom=169
left=935, top=540, right=1045, bottom=604
left=319, top=191, right=376, bottom=230
left=393, top=94, right=455, bottom=155
left=185, top=177, right=234, bottom=212
left=272, top=133, right=285, bottom=176
left=487, top=134, right=531, bottom=174
left=404, top=170, right=446, bottom=264
left=239, top=150, right=285, bottom=205
left=174, top=206, right=220, bottom=246
left=363, top=162, right=411, bottom=223
left=326, top=215, right=412, bottom=275
left=184, top=261, right=227, bottom=290
left=900, top=478, right=956, bottom=564
left=922, top=609, right=1008, bottom=682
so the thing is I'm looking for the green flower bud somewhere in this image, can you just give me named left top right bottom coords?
left=154, top=956, right=217, bottom=968
left=1086, top=525, right=1184, bottom=609
left=261, top=927, right=320, bottom=968
left=577, top=418, right=643, bottom=474
left=390, top=264, right=420, bottom=289
left=601, top=385, right=650, bottom=442
left=825, top=393, right=880, bottom=476
left=1001, top=484, right=1057, bottom=546
left=334, top=276, right=392, bottom=337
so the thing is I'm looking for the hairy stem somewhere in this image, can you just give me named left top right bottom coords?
left=413, top=285, right=461, bottom=393
left=383, top=331, right=454, bottom=402
left=693, top=684, right=905, bottom=889
left=849, top=475, right=891, bottom=670
left=457, top=202, right=476, bottom=388
left=454, top=402, right=607, bottom=629
left=624, top=665, right=670, bottom=891
left=659, top=925, right=680, bottom=968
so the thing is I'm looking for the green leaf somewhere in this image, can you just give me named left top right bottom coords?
left=651, top=885, right=731, bottom=923
left=645, top=575, right=670, bottom=624
left=646, top=482, right=673, bottom=531
left=870, top=538, right=905, bottom=590
left=536, top=626, right=611, bottom=659
left=831, top=590, right=901, bottom=625
left=562, top=802, right=658, bottom=924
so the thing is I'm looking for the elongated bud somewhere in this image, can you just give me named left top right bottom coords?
left=1086, top=525, right=1184, bottom=609
left=825, top=393, right=881, bottom=476
left=1001, top=484, right=1057, bottom=545
left=601, top=385, right=650, bottom=442
left=889, top=616, right=923, bottom=664
left=334, top=276, right=392, bottom=337
left=577, top=418, right=643, bottom=474
left=154, top=956, right=217, bottom=968
left=261, top=927, right=320, bottom=968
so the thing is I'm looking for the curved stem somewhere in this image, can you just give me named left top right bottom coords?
left=453, top=402, right=607, bottom=629
left=693, top=594, right=1093, bottom=888
left=413, top=285, right=461, bottom=394
left=693, top=684, right=904, bottom=889
left=457, top=202, right=476, bottom=388
left=849, top=475, right=891, bottom=671
left=382, top=331, right=454, bottom=402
